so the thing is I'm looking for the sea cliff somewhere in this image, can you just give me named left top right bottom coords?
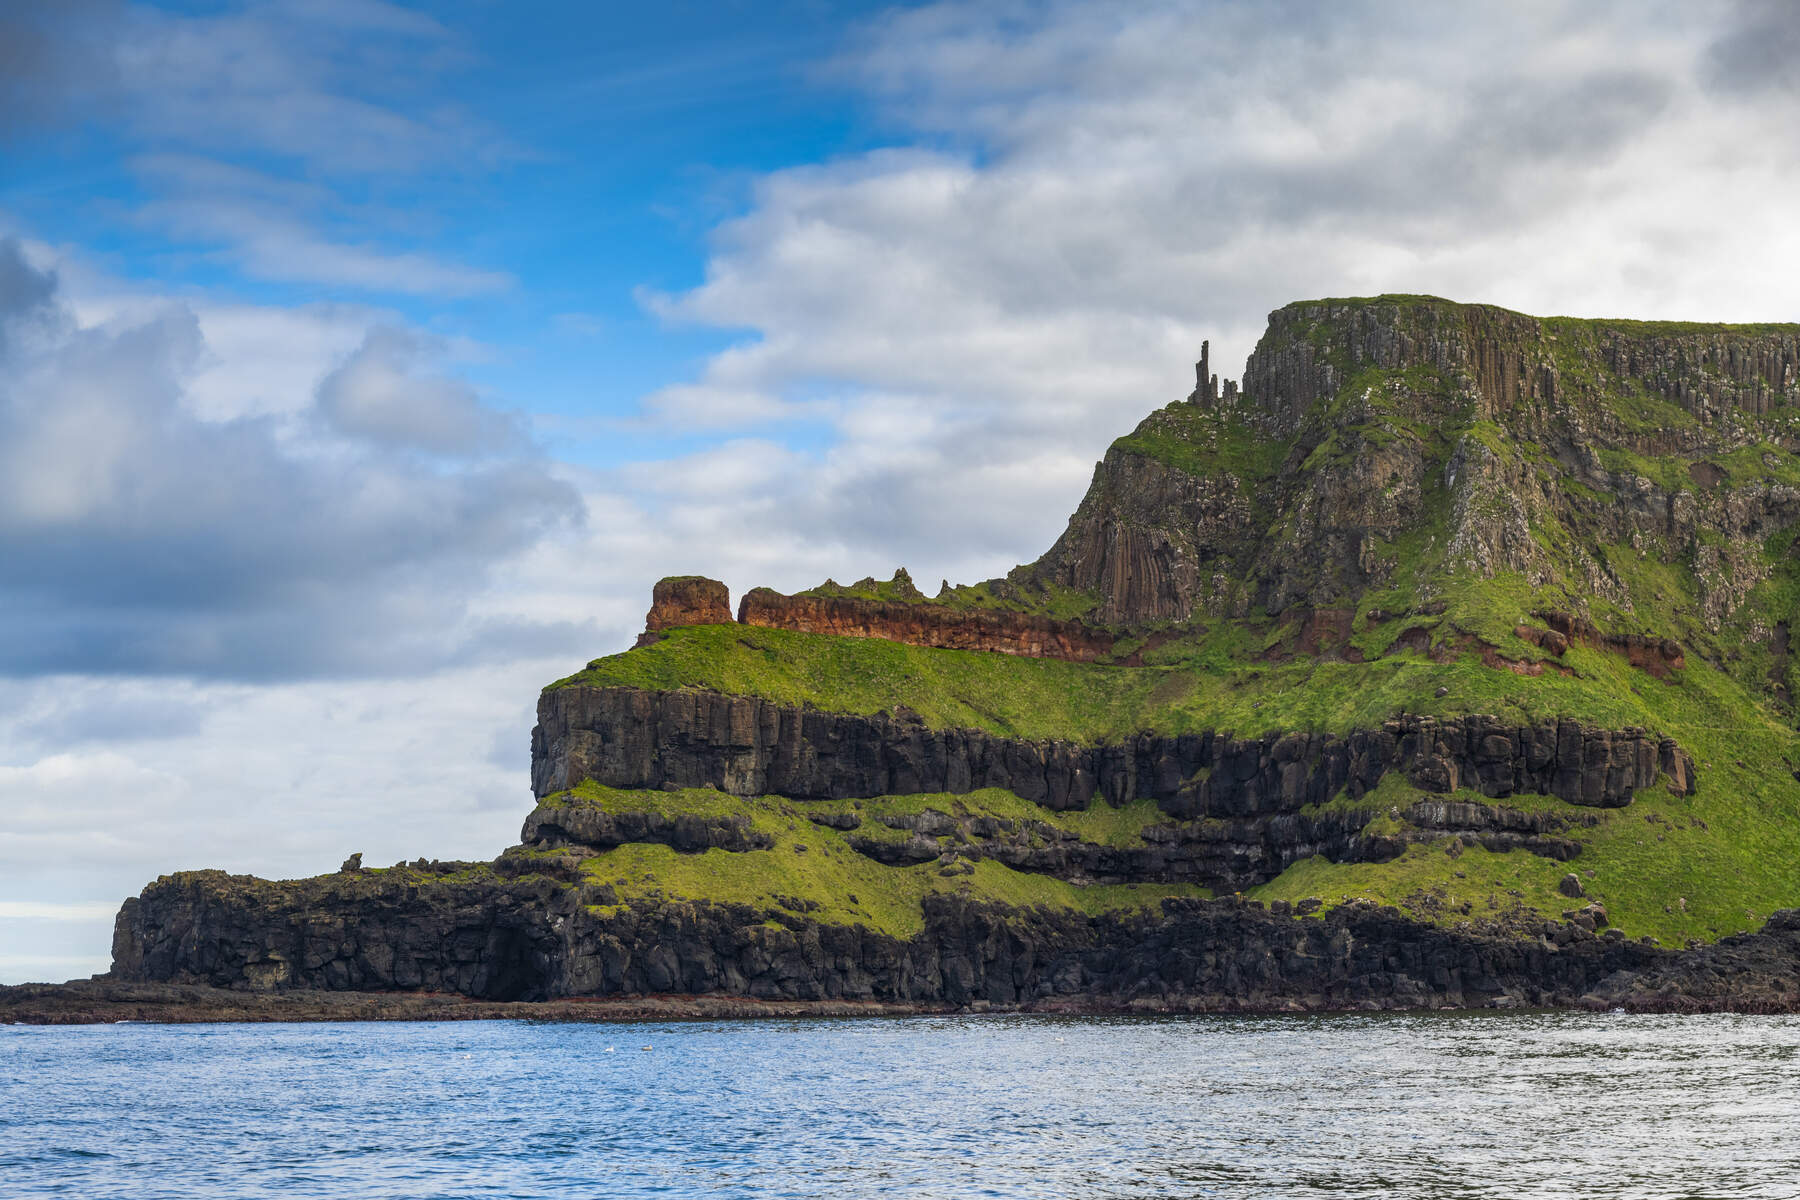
left=92, top=295, right=1800, bottom=1016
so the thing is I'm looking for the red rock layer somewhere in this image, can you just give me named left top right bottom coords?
left=643, top=577, right=733, bottom=633
left=1518, top=612, right=1686, bottom=678
left=735, top=588, right=1117, bottom=662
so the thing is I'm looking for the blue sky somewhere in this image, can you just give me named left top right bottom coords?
left=3, top=0, right=1799, bottom=983
left=3, top=0, right=910, bottom=464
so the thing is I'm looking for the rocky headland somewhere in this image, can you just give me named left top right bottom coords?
left=63, top=295, right=1800, bottom=1019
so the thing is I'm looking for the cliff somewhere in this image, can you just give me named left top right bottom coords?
left=1030, top=297, right=1800, bottom=641
left=531, top=685, right=1688, bottom=813
left=101, top=295, right=1800, bottom=1015
left=110, top=873, right=1677, bottom=1009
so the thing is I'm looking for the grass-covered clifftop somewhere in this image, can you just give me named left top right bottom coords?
left=548, top=618, right=1799, bottom=946
left=538, top=297, right=1800, bottom=953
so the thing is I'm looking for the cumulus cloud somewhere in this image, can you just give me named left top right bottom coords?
left=0, top=655, right=564, bottom=981
left=16, top=682, right=211, bottom=747
left=630, top=0, right=1800, bottom=593
left=1704, top=0, right=1800, bottom=96
left=0, top=239, right=582, bottom=680
left=318, top=326, right=523, bottom=455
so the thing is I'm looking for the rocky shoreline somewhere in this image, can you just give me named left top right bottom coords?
left=11, top=899, right=1799, bottom=1027
left=97, top=860, right=1800, bottom=1019
left=0, top=979, right=940, bottom=1026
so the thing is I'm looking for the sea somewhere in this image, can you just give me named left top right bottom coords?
left=2, top=1011, right=1796, bottom=1199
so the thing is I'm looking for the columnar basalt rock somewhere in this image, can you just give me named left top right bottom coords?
left=113, top=870, right=1710, bottom=1010
left=95, top=295, right=1800, bottom=1018
left=520, top=804, right=772, bottom=854
left=1029, top=297, right=1800, bottom=630
left=531, top=685, right=1694, bottom=815
left=694, top=796, right=1588, bottom=892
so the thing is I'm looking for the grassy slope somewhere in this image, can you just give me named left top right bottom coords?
left=547, top=301, right=1800, bottom=947
left=546, top=784, right=1199, bottom=940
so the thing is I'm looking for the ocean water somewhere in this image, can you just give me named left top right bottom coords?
left=2, top=1012, right=1796, bottom=1199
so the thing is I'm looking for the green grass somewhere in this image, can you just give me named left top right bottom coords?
left=1251, top=775, right=1795, bottom=948
left=1112, top=401, right=1293, bottom=484
left=800, top=569, right=926, bottom=604
left=791, top=567, right=1106, bottom=624
left=556, top=611, right=1791, bottom=747
left=563, top=784, right=1202, bottom=938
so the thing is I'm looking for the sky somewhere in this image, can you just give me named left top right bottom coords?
left=2, top=0, right=1799, bottom=983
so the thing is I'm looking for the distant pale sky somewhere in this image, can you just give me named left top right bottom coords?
left=3, top=0, right=1798, bottom=983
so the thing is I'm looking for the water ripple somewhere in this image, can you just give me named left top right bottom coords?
left=3, top=1013, right=1798, bottom=1198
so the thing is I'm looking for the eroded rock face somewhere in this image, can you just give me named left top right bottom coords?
left=642, top=576, right=733, bottom=634
left=829, top=797, right=1588, bottom=892
left=1027, top=298, right=1800, bottom=632
left=111, top=871, right=1692, bottom=1011
left=532, top=686, right=1694, bottom=813
left=1519, top=612, right=1686, bottom=677
left=737, top=588, right=1117, bottom=661
left=1031, top=448, right=1242, bottom=624
left=1584, top=909, right=1800, bottom=1012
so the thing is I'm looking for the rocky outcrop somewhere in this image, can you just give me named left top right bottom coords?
left=1243, top=299, right=1800, bottom=435
left=1029, top=445, right=1249, bottom=624
left=632, top=573, right=1120, bottom=662
left=842, top=805, right=1381, bottom=888
left=1401, top=799, right=1593, bottom=860
left=113, top=867, right=1711, bottom=1010
left=532, top=685, right=1694, bottom=814
left=109, top=869, right=570, bottom=1000
left=640, top=576, right=733, bottom=639
left=1582, top=909, right=1800, bottom=1013
left=520, top=803, right=771, bottom=854
left=737, top=587, right=1116, bottom=661
left=1026, top=297, right=1800, bottom=640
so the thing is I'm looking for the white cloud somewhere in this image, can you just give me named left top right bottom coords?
left=130, top=154, right=514, bottom=297
left=8, top=6, right=514, bottom=297
left=318, top=326, right=522, bottom=455
left=108, top=1, right=495, bottom=177
left=0, top=239, right=581, bottom=679
left=616, top=0, right=1800, bottom=600
left=0, top=901, right=140, bottom=922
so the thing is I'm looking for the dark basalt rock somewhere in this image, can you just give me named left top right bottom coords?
left=532, top=686, right=1694, bottom=812
left=821, top=797, right=1586, bottom=892
left=1582, top=909, right=1800, bottom=1013
left=113, top=867, right=1793, bottom=1012
left=519, top=804, right=772, bottom=854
